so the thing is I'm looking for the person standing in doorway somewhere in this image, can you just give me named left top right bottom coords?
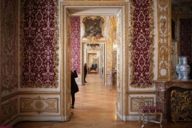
left=71, top=70, right=79, bottom=108
left=84, top=63, right=88, bottom=83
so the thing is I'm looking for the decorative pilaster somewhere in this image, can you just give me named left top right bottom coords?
left=157, top=0, right=171, bottom=80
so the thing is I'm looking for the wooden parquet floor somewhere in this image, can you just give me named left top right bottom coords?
left=15, top=74, right=192, bottom=128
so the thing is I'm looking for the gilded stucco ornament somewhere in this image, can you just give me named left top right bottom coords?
left=157, top=0, right=171, bottom=80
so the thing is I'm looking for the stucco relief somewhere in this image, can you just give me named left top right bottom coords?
left=20, top=96, right=59, bottom=113
left=157, top=0, right=171, bottom=80
left=0, top=0, right=18, bottom=96
left=129, top=95, right=155, bottom=114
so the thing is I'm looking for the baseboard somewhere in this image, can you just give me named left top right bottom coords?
left=116, top=112, right=127, bottom=121
left=9, top=115, right=68, bottom=126
left=126, top=115, right=140, bottom=121
left=116, top=113, right=156, bottom=121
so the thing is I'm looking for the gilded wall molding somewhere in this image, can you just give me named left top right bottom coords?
left=128, top=94, right=155, bottom=114
left=157, top=0, right=171, bottom=80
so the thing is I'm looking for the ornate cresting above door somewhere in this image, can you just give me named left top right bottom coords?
left=157, top=0, right=172, bottom=80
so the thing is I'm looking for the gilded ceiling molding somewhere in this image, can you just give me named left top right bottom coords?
left=157, top=0, right=171, bottom=80
left=130, top=0, right=154, bottom=88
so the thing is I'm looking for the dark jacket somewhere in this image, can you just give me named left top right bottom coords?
left=71, top=70, right=79, bottom=94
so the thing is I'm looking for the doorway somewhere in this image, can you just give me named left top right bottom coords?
left=82, top=43, right=105, bottom=85
left=62, top=6, right=124, bottom=120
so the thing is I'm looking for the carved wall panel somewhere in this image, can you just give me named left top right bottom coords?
left=20, top=95, right=59, bottom=114
left=157, top=0, right=171, bottom=80
left=128, top=94, right=155, bottom=114
left=0, top=0, right=18, bottom=97
left=20, top=0, right=59, bottom=88
left=1, top=98, right=18, bottom=123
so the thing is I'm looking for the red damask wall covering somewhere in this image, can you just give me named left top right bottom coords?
left=21, top=0, right=58, bottom=88
left=131, top=0, right=153, bottom=88
left=70, top=16, right=80, bottom=73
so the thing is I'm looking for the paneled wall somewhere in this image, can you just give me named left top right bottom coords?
left=19, top=0, right=61, bottom=120
left=0, top=0, right=19, bottom=124
left=0, top=0, right=171, bottom=124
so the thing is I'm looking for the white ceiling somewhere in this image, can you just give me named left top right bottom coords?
left=68, top=7, right=121, bottom=16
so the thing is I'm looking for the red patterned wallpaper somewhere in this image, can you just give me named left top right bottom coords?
left=130, top=0, right=153, bottom=87
left=21, top=0, right=58, bottom=88
left=70, top=17, right=80, bottom=73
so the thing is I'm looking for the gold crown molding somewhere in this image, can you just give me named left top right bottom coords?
left=157, top=0, right=171, bottom=80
